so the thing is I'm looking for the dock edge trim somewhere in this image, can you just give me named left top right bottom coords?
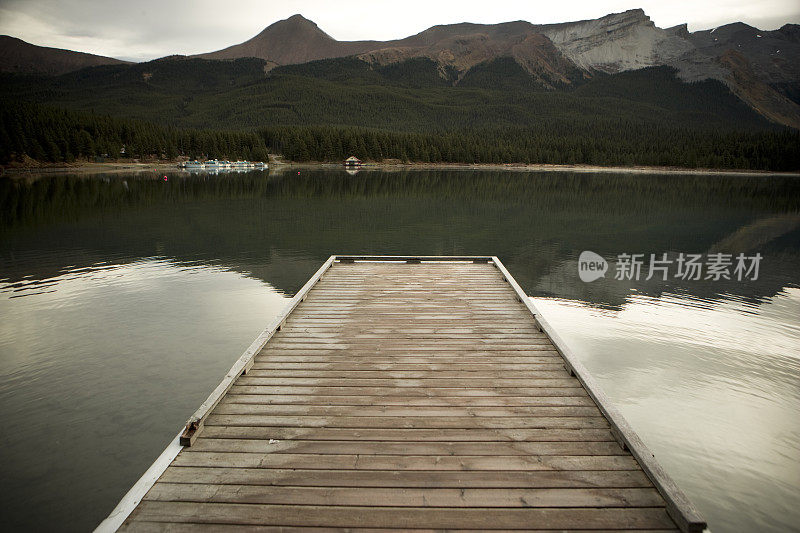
left=492, top=256, right=707, bottom=533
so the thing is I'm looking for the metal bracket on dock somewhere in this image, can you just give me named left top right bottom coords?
left=333, top=255, right=494, bottom=263
left=179, top=420, right=203, bottom=447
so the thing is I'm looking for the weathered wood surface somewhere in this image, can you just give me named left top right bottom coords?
left=120, top=260, right=682, bottom=531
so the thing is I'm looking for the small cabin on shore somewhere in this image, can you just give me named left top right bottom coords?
left=344, top=156, right=362, bottom=168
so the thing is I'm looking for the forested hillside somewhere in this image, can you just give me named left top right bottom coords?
left=0, top=102, right=270, bottom=163
left=1, top=55, right=798, bottom=170
left=2, top=101, right=798, bottom=170
left=0, top=57, right=779, bottom=130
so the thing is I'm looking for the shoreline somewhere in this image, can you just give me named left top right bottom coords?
left=2, top=160, right=799, bottom=177
left=290, top=161, right=800, bottom=177
left=2, top=162, right=181, bottom=176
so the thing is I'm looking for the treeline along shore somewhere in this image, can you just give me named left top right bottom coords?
left=2, top=102, right=799, bottom=171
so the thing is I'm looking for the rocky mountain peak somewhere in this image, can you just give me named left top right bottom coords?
left=254, top=13, right=333, bottom=42
left=539, top=8, right=692, bottom=73
left=277, top=14, right=327, bottom=33
left=197, top=14, right=377, bottom=64
left=599, top=8, right=650, bottom=25
left=286, top=14, right=312, bottom=23
left=666, top=24, right=690, bottom=39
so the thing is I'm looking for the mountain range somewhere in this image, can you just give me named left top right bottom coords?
left=2, top=9, right=798, bottom=128
left=206, top=10, right=800, bottom=129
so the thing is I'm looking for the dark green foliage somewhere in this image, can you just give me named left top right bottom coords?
left=1, top=57, right=798, bottom=170
left=0, top=58, right=779, bottom=131
left=272, top=57, right=382, bottom=84
left=458, top=57, right=542, bottom=90
left=51, top=56, right=266, bottom=93
left=377, top=58, right=457, bottom=87
left=272, top=57, right=458, bottom=88
left=771, top=81, right=800, bottom=106
left=260, top=124, right=800, bottom=170
left=573, top=67, right=762, bottom=122
left=0, top=57, right=268, bottom=129
left=2, top=100, right=798, bottom=170
left=0, top=102, right=269, bottom=163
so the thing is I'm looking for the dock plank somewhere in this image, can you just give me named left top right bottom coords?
left=210, top=404, right=603, bottom=417
left=197, top=426, right=617, bottom=441
left=157, top=466, right=653, bottom=488
left=124, top=502, right=677, bottom=529
left=170, top=451, right=639, bottom=470
left=248, top=362, right=570, bottom=370
left=226, top=386, right=589, bottom=396
left=144, top=483, right=664, bottom=507
left=221, top=394, right=596, bottom=406
left=188, top=438, right=628, bottom=455
left=122, top=524, right=679, bottom=533
left=202, top=414, right=611, bottom=429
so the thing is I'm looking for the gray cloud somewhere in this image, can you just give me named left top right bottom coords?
left=0, top=0, right=798, bottom=62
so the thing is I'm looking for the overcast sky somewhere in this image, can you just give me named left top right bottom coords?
left=1, top=0, right=798, bottom=62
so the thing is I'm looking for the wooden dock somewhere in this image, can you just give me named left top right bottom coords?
left=99, top=256, right=706, bottom=532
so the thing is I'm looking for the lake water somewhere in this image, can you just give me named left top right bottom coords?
left=1, top=168, right=798, bottom=532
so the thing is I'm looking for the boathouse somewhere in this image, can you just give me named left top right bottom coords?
left=344, top=156, right=362, bottom=167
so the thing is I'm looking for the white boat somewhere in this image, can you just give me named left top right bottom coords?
left=203, top=159, right=221, bottom=169
left=183, top=160, right=204, bottom=169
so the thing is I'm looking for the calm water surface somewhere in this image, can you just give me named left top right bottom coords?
left=1, top=169, right=798, bottom=532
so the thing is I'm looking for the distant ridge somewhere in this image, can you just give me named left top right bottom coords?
left=0, top=35, right=128, bottom=76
